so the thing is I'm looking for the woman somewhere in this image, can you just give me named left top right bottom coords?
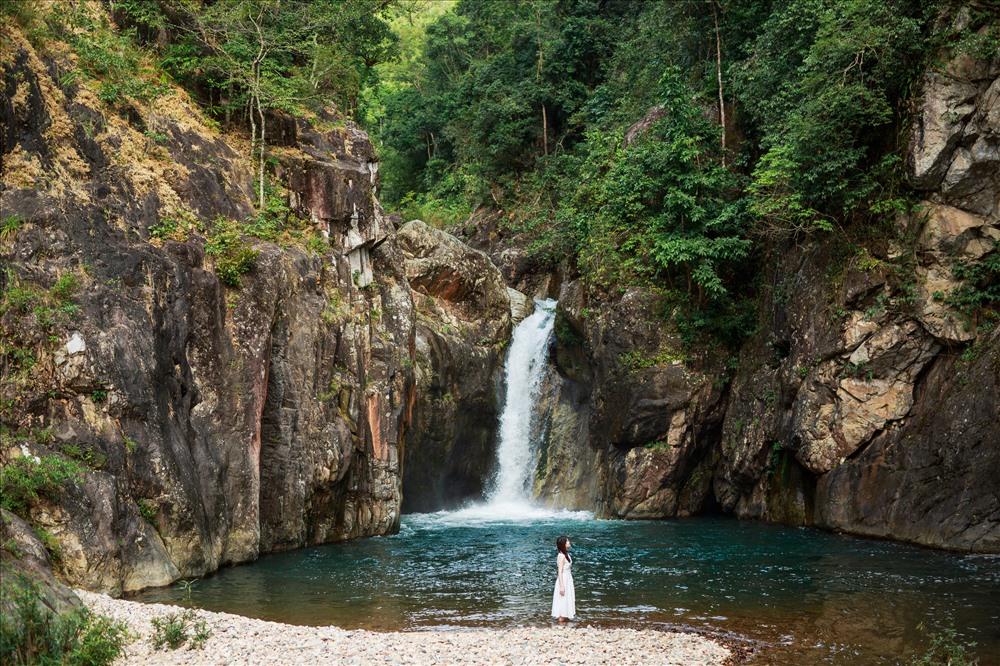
left=551, top=535, right=575, bottom=622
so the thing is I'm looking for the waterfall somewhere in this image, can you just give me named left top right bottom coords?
left=486, top=298, right=558, bottom=507
left=423, top=297, right=590, bottom=525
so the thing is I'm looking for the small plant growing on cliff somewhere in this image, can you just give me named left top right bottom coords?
left=939, top=254, right=1000, bottom=331
left=644, top=439, right=671, bottom=452
left=49, top=274, right=79, bottom=303
left=59, top=442, right=107, bottom=470
left=321, top=292, right=346, bottom=324
left=151, top=610, right=210, bottom=651
left=0, top=577, right=128, bottom=666
left=1, top=283, right=41, bottom=315
left=150, top=212, right=200, bottom=242
left=0, top=455, right=85, bottom=517
left=137, top=498, right=157, bottom=524
left=0, top=214, right=21, bottom=242
left=305, top=233, right=327, bottom=257
left=32, top=526, right=62, bottom=563
left=621, top=348, right=687, bottom=373
left=205, top=218, right=259, bottom=288
left=843, top=361, right=873, bottom=382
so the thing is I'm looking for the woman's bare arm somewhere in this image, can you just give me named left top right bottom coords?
left=558, top=554, right=565, bottom=595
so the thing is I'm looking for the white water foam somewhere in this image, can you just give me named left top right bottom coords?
left=412, top=298, right=593, bottom=527
left=489, top=297, right=558, bottom=506
left=409, top=502, right=593, bottom=529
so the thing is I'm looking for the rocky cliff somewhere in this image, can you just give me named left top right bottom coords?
left=713, top=41, right=999, bottom=551
left=2, top=8, right=997, bottom=614
left=0, top=25, right=421, bottom=593
left=396, top=220, right=516, bottom=512
left=466, top=36, right=999, bottom=552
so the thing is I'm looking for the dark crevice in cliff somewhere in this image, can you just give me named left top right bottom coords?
left=258, top=318, right=288, bottom=552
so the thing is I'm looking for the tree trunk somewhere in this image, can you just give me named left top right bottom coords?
left=257, top=86, right=266, bottom=210
left=249, top=7, right=268, bottom=211
left=542, top=104, right=548, bottom=156
left=710, top=0, right=726, bottom=166
left=249, top=93, right=258, bottom=199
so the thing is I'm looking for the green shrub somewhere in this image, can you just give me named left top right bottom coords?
left=1, top=214, right=22, bottom=241
left=65, top=9, right=168, bottom=107
left=58, top=442, right=107, bottom=470
left=0, top=455, right=85, bottom=517
left=149, top=210, right=201, bottom=242
left=205, top=218, right=259, bottom=288
left=0, top=578, right=129, bottom=666
left=0, top=285, right=42, bottom=315
left=942, top=253, right=1000, bottom=322
left=137, top=498, right=157, bottom=523
left=49, top=274, right=79, bottom=303
left=189, top=619, right=211, bottom=650
left=150, top=611, right=210, bottom=651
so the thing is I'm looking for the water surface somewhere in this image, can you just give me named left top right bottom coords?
left=136, top=513, right=1000, bottom=664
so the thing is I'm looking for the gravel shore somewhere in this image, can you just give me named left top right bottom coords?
left=77, top=590, right=731, bottom=665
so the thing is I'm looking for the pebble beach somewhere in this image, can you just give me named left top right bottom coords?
left=77, top=590, right=732, bottom=665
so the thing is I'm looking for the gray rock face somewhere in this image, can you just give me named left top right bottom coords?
left=0, top=34, right=413, bottom=592
left=396, top=221, right=512, bottom=512
left=533, top=282, right=726, bottom=518
left=816, top=327, right=1000, bottom=551
left=909, top=51, right=999, bottom=219
left=713, top=43, right=1000, bottom=550
left=1, top=510, right=82, bottom=614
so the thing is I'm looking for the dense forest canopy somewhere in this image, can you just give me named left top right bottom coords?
left=3, top=0, right=997, bottom=347
left=364, top=0, right=998, bottom=347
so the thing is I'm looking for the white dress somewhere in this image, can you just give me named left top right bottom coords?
left=551, top=553, right=576, bottom=619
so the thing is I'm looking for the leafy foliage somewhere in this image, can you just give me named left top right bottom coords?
left=204, top=218, right=259, bottom=288
left=150, top=611, right=210, bottom=651
left=1, top=215, right=22, bottom=242
left=942, top=252, right=1000, bottom=322
left=911, top=624, right=979, bottom=666
left=367, top=0, right=975, bottom=348
left=0, top=455, right=85, bottom=517
left=0, top=577, right=128, bottom=666
left=570, top=71, right=750, bottom=300
left=137, top=498, right=158, bottom=523
left=117, top=0, right=398, bottom=121
left=733, top=0, right=925, bottom=234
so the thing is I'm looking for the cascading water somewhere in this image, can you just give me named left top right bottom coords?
left=485, top=298, right=558, bottom=509
left=419, top=297, right=591, bottom=525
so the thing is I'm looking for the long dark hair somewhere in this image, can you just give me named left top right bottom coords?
left=556, top=535, right=571, bottom=563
